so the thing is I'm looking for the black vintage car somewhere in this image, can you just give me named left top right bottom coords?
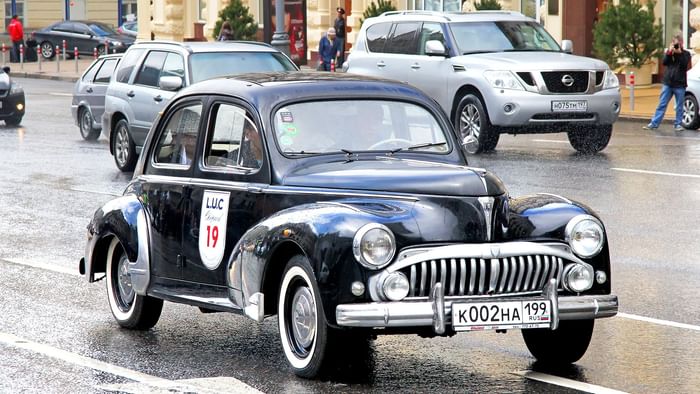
left=79, top=72, right=618, bottom=378
left=0, top=66, right=25, bottom=126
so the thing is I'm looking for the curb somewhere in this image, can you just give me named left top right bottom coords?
left=10, top=71, right=79, bottom=83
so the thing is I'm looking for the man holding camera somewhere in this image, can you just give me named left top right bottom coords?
left=644, top=34, right=692, bottom=131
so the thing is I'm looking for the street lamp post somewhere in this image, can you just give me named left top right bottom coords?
left=270, top=0, right=291, bottom=56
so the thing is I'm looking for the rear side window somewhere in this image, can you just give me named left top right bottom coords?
left=385, top=22, right=420, bottom=55
left=94, top=58, right=120, bottom=83
left=135, top=51, right=168, bottom=87
left=366, top=22, right=392, bottom=53
left=81, top=60, right=101, bottom=82
left=116, top=48, right=145, bottom=83
left=154, top=103, right=203, bottom=166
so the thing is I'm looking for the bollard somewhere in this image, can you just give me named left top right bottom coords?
left=37, top=45, right=41, bottom=72
left=74, top=47, right=79, bottom=73
left=56, top=45, right=60, bottom=72
left=62, top=39, right=66, bottom=62
left=19, top=44, right=23, bottom=70
left=629, top=71, right=635, bottom=111
left=330, top=59, right=335, bottom=72
left=2, top=43, right=5, bottom=65
left=105, top=40, right=109, bottom=55
left=93, top=47, right=97, bottom=60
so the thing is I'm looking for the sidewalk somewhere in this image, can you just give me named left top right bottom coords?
left=3, top=55, right=672, bottom=123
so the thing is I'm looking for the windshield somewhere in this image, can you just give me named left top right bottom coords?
left=89, top=22, right=118, bottom=36
left=273, top=100, right=450, bottom=155
left=189, top=52, right=297, bottom=83
left=451, top=21, right=560, bottom=54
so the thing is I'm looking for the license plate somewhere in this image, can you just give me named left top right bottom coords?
left=551, top=100, right=587, bottom=112
left=452, top=300, right=551, bottom=331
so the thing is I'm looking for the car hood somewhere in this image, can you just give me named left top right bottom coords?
left=454, top=51, right=610, bottom=71
left=281, top=158, right=506, bottom=197
left=0, top=73, right=10, bottom=90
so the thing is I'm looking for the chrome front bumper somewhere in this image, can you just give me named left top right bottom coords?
left=336, top=280, right=618, bottom=333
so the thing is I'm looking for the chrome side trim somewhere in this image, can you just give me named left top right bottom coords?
left=128, top=208, right=151, bottom=295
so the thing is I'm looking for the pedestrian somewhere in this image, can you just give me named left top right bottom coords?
left=7, top=15, right=24, bottom=63
left=317, top=27, right=340, bottom=71
left=334, top=7, right=347, bottom=67
left=217, top=21, right=234, bottom=41
left=644, top=33, right=692, bottom=131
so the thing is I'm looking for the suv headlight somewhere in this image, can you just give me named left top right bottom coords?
left=483, top=70, right=524, bottom=91
left=565, top=215, right=605, bottom=258
left=602, top=69, right=619, bottom=90
left=353, top=223, right=396, bottom=269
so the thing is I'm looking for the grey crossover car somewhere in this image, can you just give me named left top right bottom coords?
left=345, top=11, right=621, bottom=154
left=103, top=40, right=299, bottom=171
left=682, top=65, right=700, bottom=130
left=72, top=53, right=122, bottom=140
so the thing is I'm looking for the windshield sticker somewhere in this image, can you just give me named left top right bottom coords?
left=280, top=111, right=294, bottom=123
left=279, top=135, right=294, bottom=146
left=284, top=125, right=298, bottom=136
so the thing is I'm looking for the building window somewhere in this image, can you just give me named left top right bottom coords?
left=4, top=0, right=25, bottom=32
left=121, top=0, right=138, bottom=24
left=408, top=0, right=460, bottom=12
left=198, top=0, right=206, bottom=21
left=665, top=0, right=696, bottom=49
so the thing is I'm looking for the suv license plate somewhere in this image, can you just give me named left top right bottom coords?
left=551, top=100, right=587, bottom=112
left=452, top=300, right=551, bottom=331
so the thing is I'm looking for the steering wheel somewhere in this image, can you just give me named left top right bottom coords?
left=368, top=138, right=413, bottom=150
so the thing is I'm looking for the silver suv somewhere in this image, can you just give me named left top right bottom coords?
left=345, top=11, right=621, bottom=154
left=103, top=40, right=298, bottom=171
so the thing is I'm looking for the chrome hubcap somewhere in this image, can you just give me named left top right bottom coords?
left=116, top=256, right=134, bottom=307
left=41, top=43, right=52, bottom=58
left=115, top=126, right=129, bottom=166
left=291, top=286, right=316, bottom=348
left=683, top=99, right=695, bottom=125
left=460, top=104, right=481, bottom=145
left=81, top=111, right=92, bottom=135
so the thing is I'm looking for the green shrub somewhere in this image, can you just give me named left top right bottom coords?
left=361, top=0, right=397, bottom=25
left=475, top=0, right=502, bottom=10
left=212, top=0, right=258, bottom=41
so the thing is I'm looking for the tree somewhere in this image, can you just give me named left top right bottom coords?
left=592, top=0, right=663, bottom=68
left=475, top=0, right=502, bottom=10
left=212, top=0, right=258, bottom=41
left=361, top=0, right=397, bottom=25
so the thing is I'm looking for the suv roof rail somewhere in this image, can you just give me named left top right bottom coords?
left=379, top=10, right=453, bottom=21
left=446, top=10, right=525, bottom=16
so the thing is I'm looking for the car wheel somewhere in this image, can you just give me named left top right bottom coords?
left=455, top=94, right=499, bottom=154
left=522, top=319, right=594, bottom=365
left=567, top=124, right=612, bottom=154
left=105, top=238, right=163, bottom=329
left=5, top=115, right=22, bottom=126
left=40, top=41, right=55, bottom=59
left=79, top=107, right=100, bottom=140
left=682, top=94, right=700, bottom=130
left=112, top=119, right=137, bottom=172
left=278, top=255, right=330, bottom=378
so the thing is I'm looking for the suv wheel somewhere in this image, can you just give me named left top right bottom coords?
left=455, top=94, right=499, bottom=154
left=682, top=94, right=700, bottom=130
left=112, top=119, right=137, bottom=172
left=567, top=124, right=612, bottom=154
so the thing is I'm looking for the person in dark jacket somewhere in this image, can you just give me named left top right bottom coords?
left=644, top=34, right=692, bottom=131
left=318, top=27, right=340, bottom=71
left=334, top=7, right=347, bottom=67
left=217, top=21, right=234, bottom=41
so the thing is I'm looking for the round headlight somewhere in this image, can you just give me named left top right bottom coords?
left=382, top=272, right=410, bottom=301
left=565, top=215, right=605, bottom=258
left=352, top=223, right=396, bottom=269
left=564, top=264, right=594, bottom=293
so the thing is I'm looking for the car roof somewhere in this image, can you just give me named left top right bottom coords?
left=130, top=40, right=280, bottom=53
left=367, top=10, right=531, bottom=24
left=97, top=53, right=123, bottom=60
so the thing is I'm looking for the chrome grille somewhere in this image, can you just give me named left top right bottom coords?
left=401, top=255, right=565, bottom=297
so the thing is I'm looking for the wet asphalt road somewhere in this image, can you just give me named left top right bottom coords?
left=1, top=78, right=699, bottom=393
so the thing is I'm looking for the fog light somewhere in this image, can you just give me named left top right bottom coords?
left=381, top=272, right=409, bottom=301
left=16, top=103, right=24, bottom=111
left=564, top=264, right=594, bottom=293
left=351, top=281, right=365, bottom=296
left=503, top=103, right=514, bottom=113
left=595, top=270, right=607, bottom=284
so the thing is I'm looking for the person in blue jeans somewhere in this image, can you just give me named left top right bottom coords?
left=644, top=34, right=692, bottom=131
left=318, top=27, right=340, bottom=71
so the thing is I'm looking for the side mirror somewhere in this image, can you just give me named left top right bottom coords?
left=2, top=66, right=10, bottom=73
left=561, top=40, right=573, bottom=54
left=159, top=76, right=183, bottom=91
left=425, top=40, right=447, bottom=57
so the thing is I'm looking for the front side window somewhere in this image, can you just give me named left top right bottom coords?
left=189, top=52, right=297, bottom=83
left=161, top=53, right=185, bottom=79
left=204, top=104, right=262, bottom=170
left=94, top=58, right=120, bottom=83
left=366, top=22, right=392, bottom=53
left=135, top=50, right=167, bottom=87
left=450, top=21, right=560, bottom=54
left=116, top=48, right=145, bottom=83
left=418, top=22, right=445, bottom=55
left=273, top=100, right=449, bottom=155
left=154, top=103, right=203, bottom=166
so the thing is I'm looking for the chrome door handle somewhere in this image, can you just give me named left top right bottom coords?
left=153, top=95, right=163, bottom=102
left=86, top=87, right=93, bottom=93
left=411, top=64, right=421, bottom=70
left=376, top=61, right=386, bottom=68
left=126, top=91, right=135, bottom=98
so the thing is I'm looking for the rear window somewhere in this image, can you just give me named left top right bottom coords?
left=189, top=52, right=297, bottom=83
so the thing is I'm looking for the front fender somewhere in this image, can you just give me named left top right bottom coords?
left=227, top=199, right=418, bottom=323
left=507, top=193, right=601, bottom=240
left=82, top=194, right=151, bottom=295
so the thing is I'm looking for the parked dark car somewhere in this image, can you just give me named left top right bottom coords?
left=80, top=72, right=618, bottom=378
left=0, top=66, right=25, bottom=126
left=72, top=53, right=122, bottom=140
left=32, top=20, right=134, bottom=59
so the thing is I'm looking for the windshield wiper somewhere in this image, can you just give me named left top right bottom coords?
left=285, top=150, right=322, bottom=156
left=388, top=142, right=447, bottom=154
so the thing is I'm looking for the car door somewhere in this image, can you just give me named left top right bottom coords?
left=406, top=22, right=451, bottom=104
left=73, top=22, right=96, bottom=54
left=382, top=22, right=421, bottom=85
left=182, top=100, right=269, bottom=287
left=348, top=21, right=393, bottom=78
left=51, top=22, right=75, bottom=53
left=88, top=57, right=121, bottom=122
left=140, top=99, right=204, bottom=281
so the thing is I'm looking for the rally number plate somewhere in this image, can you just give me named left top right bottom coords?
left=551, top=100, right=587, bottom=112
left=452, top=300, right=551, bottom=331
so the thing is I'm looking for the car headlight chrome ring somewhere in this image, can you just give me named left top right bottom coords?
left=565, top=214, right=605, bottom=258
left=352, top=223, right=396, bottom=270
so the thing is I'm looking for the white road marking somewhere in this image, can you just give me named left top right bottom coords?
left=516, top=371, right=628, bottom=394
left=611, top=167, right=700, bottom=179
left=618, top=312, right=700, bottom=332
left=48, top=92, right=73, bottom=97
left=0, top=332, right=262, bottom=394
left=531, top=139, right=570, bottom=144
left=4, top=258, right=79, bottom=276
